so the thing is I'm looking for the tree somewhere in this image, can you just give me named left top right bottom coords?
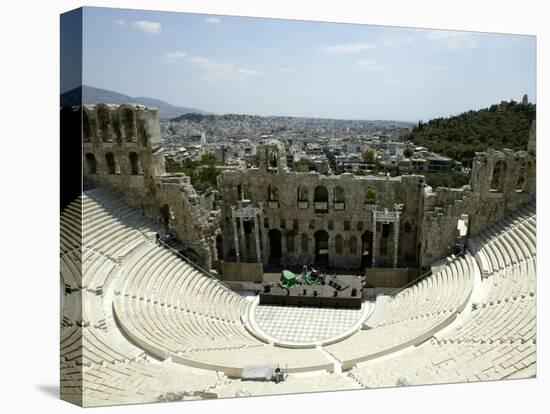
left=362, top=149, right=375, bottom=163
left=407, top=100, right=536, bottom=167
left=292, top=159, right=314, bottom=173
left=404, top=148, right=414, bottom=158
left=200, top=152, right=217, bottom=166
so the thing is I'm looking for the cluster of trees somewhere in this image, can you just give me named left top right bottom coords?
left=408, top=100, right=536, bottom=167
left=423, top=171, right=470, bottom=189
left=292, top=159, right=315, bottom=173
left=165, top=153, right=220, bottom=193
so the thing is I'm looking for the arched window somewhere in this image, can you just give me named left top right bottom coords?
left=120, top=107, right=136, bottom=142
left=365, top=187, right=377, bottom=205
left=237, top=183, right=251, bottom=201
left=314, top=186, right=328, bottom=202
left=85, top=153, right=97, bottom=175
left=301, top=234, right=309, bottom=253
left=335, top=234, right=343, bottom=254
left=268, top=149, right=278, bottom=169
left=297, top=186, right=309, bottom=202
left=395, top=188, right=406, bottom=210
left=286, top=232, right=295, bottom=253
left=334, top=186, right=345, bottom=203
left=129, top=151, right=141, bottom=175
left=267, top=185, right=279, bottom=201
left=491, top=160, right=507, bottom=192
left=96, top=105, right=111, bottom=142
left=314, top=185, right=329, bottom=213
left=137, top=119, right=148, bottom=147
left=349, top=236, right=357, bottom=255
left=105, top=152, right=120, bottom=175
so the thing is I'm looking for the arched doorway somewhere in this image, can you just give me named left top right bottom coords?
left=361, top=231, right=373, bottom=269
left=314, top=230, right=329, bottom=267
left=85, top=153, right=97, bottom=175
left=159, top=204, right=171, bottom=232
left=268, top=229, right=282, bottom=264
left=215, top=235, right=223, bottom=260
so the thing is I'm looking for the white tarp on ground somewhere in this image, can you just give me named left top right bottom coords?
left=241, top=365, right=279, bottom=381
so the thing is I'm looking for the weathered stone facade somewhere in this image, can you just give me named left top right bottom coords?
left=219, top=142, right=536, bottom=275
left=219, top=141, right=424, bottom=270
left=71, top=104, right=536, bottom=279
left=420, top=148, right=536, bottom=267
left=78, top=104, right=219, bottom=269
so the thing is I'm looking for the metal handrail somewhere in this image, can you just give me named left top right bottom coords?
left=157, top=238, right=232, bottom=290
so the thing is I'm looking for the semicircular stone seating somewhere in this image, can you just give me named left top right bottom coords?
left=346, top=204, right=536, bottom=388
left=60, top=188, right=335, bottom=406
left=60, top=188, right=536, bottom=405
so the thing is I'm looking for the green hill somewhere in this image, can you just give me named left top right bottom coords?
left=408, top=100, right=536, bottom=167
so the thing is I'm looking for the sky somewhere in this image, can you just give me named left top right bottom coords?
left=78, top=7, right=536, bottom=121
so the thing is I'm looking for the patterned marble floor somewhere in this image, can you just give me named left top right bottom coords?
left=253, top=304, right=367, bottom=344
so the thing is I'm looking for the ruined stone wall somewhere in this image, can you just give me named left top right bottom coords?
left=419, top=148, right=536, bottom=268
left=79, top=104, right=218, bottom=269
left=219, top=142, right=425, bottom=270
left=78, top=108, right=536, bottom=275
left=220, top=142, right=536, bottom=274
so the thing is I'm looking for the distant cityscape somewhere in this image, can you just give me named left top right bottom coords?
left=161, top=113, right=460, bottom=184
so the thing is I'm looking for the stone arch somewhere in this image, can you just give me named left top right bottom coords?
left=267, top=185, right=279, bottom=201
left=334, top=186, right=345, bottom=203
left=314, top=185, right=329, bottom=213
left=395, top=187, right=406, bottom=210
left=349, top=235, right=358, bottom=255
left=159, top=204, right=172, bottom=231
left=105, top=152, right=120, bottom=175
left=237, top=183, right=251, bottom=201
left=335, top=234, right=344, bottom=254
left=314, top=230, right=329, bottom=267
left=96, top=104, right=112, bottom=142
left=119, top=106, right=136, bottom=142
left=129, top=151, right=142, bottom=175
left=365, top=187, right=377, bottom=205
left=301, top=233, right=309, bottom=253
left=297, top=185, right=309, bottom=202
left=361, top=231, right=373, bottom=268
left=314, top=185, right=328, bottom=202
left=85, top=153, right=97, bottom=175
left=268, top=148, right=278, bottom=169
left=137, top=119, right=148, bottom=147
left=491, top=160, right=507, bottom=192
left=215, top=234, right=223, bottom=260
left=268, top=229, right=282, bottom=264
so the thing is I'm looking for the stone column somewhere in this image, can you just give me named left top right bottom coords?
left=394, top=212, right=400, bottom=269
left=253, top=213, right=261, bottom=263
left=231, top=206, right=240, bottom=262
left=372, top=210, right=377, bottom=268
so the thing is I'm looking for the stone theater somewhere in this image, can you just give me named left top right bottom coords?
left=61, top=103, right=537, bottom=406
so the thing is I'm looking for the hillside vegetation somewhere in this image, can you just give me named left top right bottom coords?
left=408, top=100, right=536, bottom=167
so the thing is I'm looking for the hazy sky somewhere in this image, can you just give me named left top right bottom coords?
left=81, top=7, right=536, bottom=121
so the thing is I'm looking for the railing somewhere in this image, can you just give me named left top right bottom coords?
left=157, top=237, right=232, bottom=290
